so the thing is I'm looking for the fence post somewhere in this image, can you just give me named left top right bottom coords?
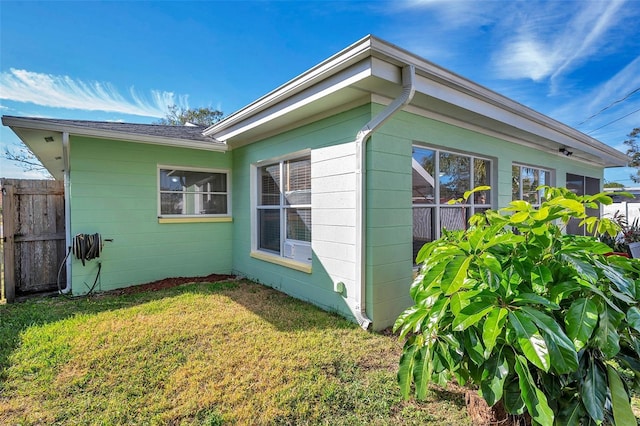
left=2, top=181, right=16, bottom=302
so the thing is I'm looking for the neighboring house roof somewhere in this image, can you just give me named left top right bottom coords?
left=1, top=116, right=227, bottom=180
left=204, top=34, right=628, bottom=168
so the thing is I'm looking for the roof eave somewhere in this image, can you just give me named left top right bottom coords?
left=203, top=34, right=375, bottom=138
left=2, top=116, right=228, bottom=152
left=365, top=38, right=629, bottom=167
left=204, top=35, right=626, bottom=167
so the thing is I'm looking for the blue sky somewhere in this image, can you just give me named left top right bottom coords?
left=1, top=0, right=639, bottom=184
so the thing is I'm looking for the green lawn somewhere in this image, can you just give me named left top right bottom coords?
left=0, top=279, right=470, bottom=425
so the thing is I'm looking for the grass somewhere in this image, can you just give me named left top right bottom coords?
left=0, top=279, right=470, bottom=425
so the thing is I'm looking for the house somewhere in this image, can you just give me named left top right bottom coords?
left=603, top=187, right=640, bottom=224
left=2, top=35, right=628, bottom=330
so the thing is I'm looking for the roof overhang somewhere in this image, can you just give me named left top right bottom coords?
left=204, top=35, right=628, bottom=168
left=2, top=116, right=228, bottom=180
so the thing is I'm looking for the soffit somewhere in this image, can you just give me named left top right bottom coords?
left=9, top=127, right=65, bottom=180
left=3, top=116, right=229, bottom=180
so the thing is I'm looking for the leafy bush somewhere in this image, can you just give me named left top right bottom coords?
left=600, top=210, right=640, bottom=255
left=395, top=186, right=640, bottom=425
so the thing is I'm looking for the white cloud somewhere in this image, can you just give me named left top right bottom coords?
left=0, top=69, right=189, bottom=118
left=494, top=0, right=627, bottom=83
left=398, top=0, right=500, bottom=27
left=497, top=39, right=557, bottom=81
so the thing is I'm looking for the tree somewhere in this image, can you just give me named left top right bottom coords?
left=623, top=127, right=640, bottom=182
left=3, top=144, right=52, bottom=178
left=395, top=187, right=639, bottom=425
left=154, top=105, right=224, bottom=127
left=604, top=181, right=625, bottom=188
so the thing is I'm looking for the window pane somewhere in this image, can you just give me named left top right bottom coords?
left=474, top=158, right=490, bottom=204
left=522, top=167, right=540, bottom=204
left=585, top=177, right=601, bottom=232
left=256, top=156, right=312, bottom=263
left=566, top=174, right=601, bottom=236
left=258, top=209, right=280, bottom=253
left=181, top=193, right=200, bottom=215
left=540, top=170, right=550, bottom=187
left=285, top=157, right=311, bottom=205
left=566, top=173, right=584, bottom=196
left=160, top=169, right=225, bottom=193
left=439, top=152, right=470, bottom=203
left=260, top=164, right=281, bottom=205
left=512, top=165, right=521, bottom=201
left=200, top=194, right=227, bottom=214
left=540, top=170, right=550, bottom=202
left=585, top=177, right=600, bottom=196
left=160, top=193, right=184, bottom=215
left=413, top=207, right=434, bottom=262
left=160, top=170, right=184, bottom=191
left=286, top=208, right=311, bottom=242
left=440, top=206, right=468, bottom=232
left=160, top=192, right=228, bottom=216
left=566, top=172, right=583, bottom=234
left=412, top=147, right=436, bottom=204
left=208, top=173, right=227, bottom=192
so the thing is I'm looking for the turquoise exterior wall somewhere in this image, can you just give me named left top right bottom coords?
left=230, top=105, right=371, bottom=321
left=365, top=104, right=603, bottom=328
left=68, top=136, right=233, bottom=294
left=64, top=103, right=605, bottom=330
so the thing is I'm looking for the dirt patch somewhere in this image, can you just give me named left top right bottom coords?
left=103, top=274, right=237, bottom=296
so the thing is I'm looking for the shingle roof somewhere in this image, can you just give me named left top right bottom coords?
left=4, top=116, right=220, bottom=144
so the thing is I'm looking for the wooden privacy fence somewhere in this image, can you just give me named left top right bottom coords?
left=1, top=179, right=66, bottom=302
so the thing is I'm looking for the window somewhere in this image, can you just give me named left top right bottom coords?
left=412, top=145, right=492, bottom=261
left=158, top=167, right=229, bottom=217
left=566, top=173, right=600, bottom=236
left=512, top=164, right=552, bottom=206
left=256, top=156, right=312, bottom=263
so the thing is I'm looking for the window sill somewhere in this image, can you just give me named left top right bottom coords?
left=158, top=216, right=233, bottom=224
left=250, top=251, right=312, bottom=274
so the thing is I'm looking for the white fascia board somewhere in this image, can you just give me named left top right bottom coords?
left=402, top=100, right=612, bottom=167
left=2, top=116, right=227, bottom=152
left=366, top=37, right=628, bottom=166
left=374, top=93, right=617, bottom=168
left=204, top=35, right=374, bottom=137
left=209, top=60, right=374, bottom=142
left=369, top=56, right=402, bottom=82
left=411, top=75, right=625, bottom=164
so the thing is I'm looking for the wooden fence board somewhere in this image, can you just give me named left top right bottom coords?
left=2, top=182, right=16, bottom=302
left=2, top=179, right=65, bottom=301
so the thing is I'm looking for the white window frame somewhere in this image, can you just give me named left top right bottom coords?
left=512, top=163, right=553, bottom=207
left=157, top=165, right=231, bottom=218
left=412, top=144, right=493, bottom=241
left=251, top=151, right=312, bottom=265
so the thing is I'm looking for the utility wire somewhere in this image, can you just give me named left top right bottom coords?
left=586, top=107, right=640, bottom=134
left=578, top=86, right=640, bottom=126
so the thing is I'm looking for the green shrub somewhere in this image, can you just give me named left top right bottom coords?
left=395, top=186, right=640, bottom=425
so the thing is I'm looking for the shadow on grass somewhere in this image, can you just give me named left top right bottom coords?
left=429, top=386, right=468, bottom=411
left=0, top=277, right=358, bottom=380
left=221, top=280, right=359, bottom=332
left=0, top=277, right=235, bottom=376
